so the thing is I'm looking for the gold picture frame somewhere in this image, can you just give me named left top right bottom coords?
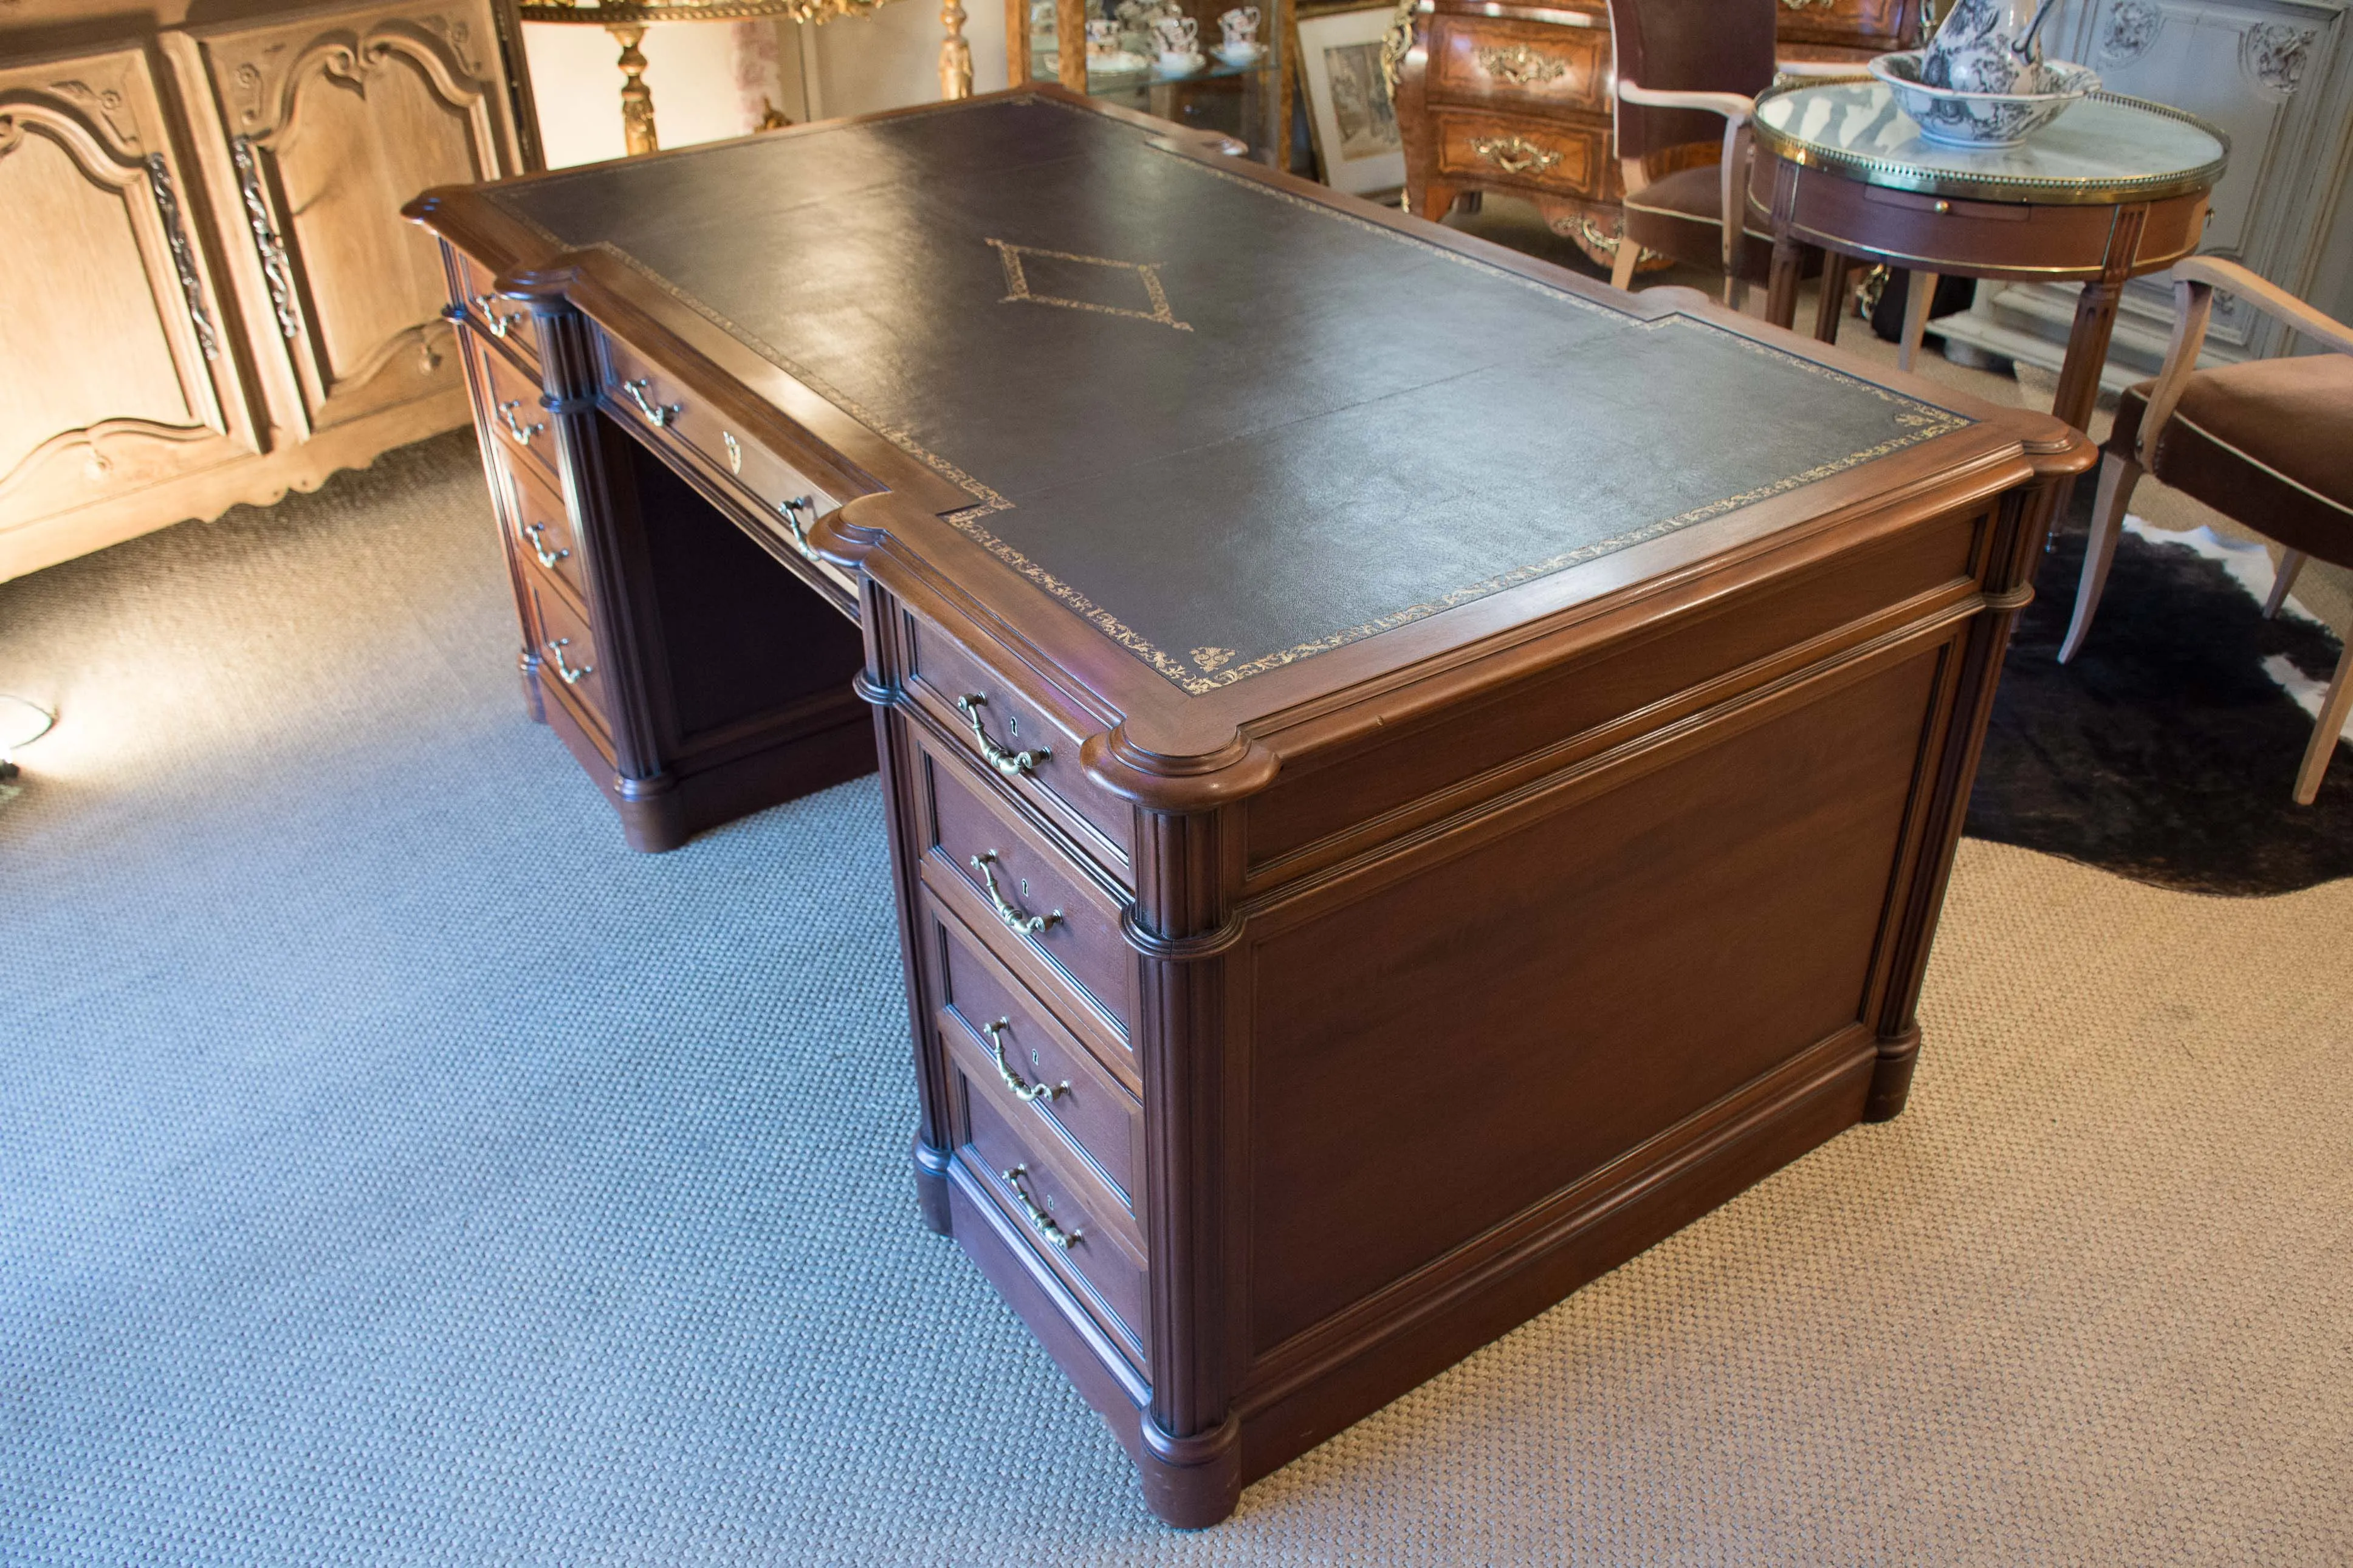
left=1288, top=0, right=1405, bottom=196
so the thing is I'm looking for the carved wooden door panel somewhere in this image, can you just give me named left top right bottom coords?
left=168, top=0, right=522, bottom=439
left=0, top=44, right=259, bottom=549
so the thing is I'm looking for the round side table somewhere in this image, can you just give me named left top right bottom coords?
left=1747, top=81, right=2227, bottom=436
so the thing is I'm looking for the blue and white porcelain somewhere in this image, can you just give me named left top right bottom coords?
left=1918, top=0, right=2063, bottom=92
left=1869, top=50, right=2100, bottom=147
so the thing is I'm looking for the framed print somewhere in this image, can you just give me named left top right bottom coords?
left=1290, top=0, right=1406, bottom=196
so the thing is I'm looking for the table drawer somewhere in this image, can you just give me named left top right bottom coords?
left=907, top=618, right=1133, bottom=880
left=932, top=892, right=1143, bottom=1209
left=476, top=338, right=557, bottom=485
left=960, top=1083, right=1149, bottom=1361
left=599, top=334, right=843, bottom=547
left=1434, top=110, right=1607, bottom=199
left=524, top=569, right=612, bottom=739
left=1430, top=19, right=1609, bottom=113
left=452, top=247, right=540, bottom=371
left=498, top=447, right=589, bottom=608
left=918, top=733, right=1133, bottom=1047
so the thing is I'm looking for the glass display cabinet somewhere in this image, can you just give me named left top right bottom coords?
left=1009, top=0, right=1288, bottom=162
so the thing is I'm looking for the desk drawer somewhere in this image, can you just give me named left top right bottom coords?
left=498, top=447, right=589, bottom=608
left=524, top=570, right=611, bottom=739
left=476, top=340, right=557, bottom=485
left=600, top=335, right=840, bottom=535
left=907, top=619, right=1133, bottom=879
left=1434, top=110, right=1607, bottom=199
left=931, top=892, right=1143, bottom=1208
left=452, top=248, right=540, bottom=371
left=918, top=733, right=1133, bottom=1047
left=1430, top=19, right=1609, bottom=113
left=960, top=1084, right=1149, bottom=1361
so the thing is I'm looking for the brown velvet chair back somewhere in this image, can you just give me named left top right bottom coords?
left=1605, top=0, right=1779, bottom=159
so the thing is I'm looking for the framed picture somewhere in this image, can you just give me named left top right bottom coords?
left=1289, top=0, right=1406, bottom=197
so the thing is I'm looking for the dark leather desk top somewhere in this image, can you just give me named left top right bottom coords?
left=489, top=95, right=1971, bottom=696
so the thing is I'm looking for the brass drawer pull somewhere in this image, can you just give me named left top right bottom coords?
left=955, top=694, right=1049, bottom=776
left=497, top=399, right=546, bottom=448
left=777, top=495, right=822, bottom=564
left=1469, top=134, right=1562, bottom=176
left=1002, top=1164, right=1079, bottom=1250
left=471, top=293, right=521, bottom=338
left=622, top=376, right=682, bottom=429
left=983, top=1018, right=1064, bottom=1103
left=971, top=852, right=1059, bottom=937
left=520, top=521, right=569, bottom=570
left=1475, top=43, right=1568, bottom=86
left=543, top=637, right=593, bottom=686
left=723, top=430, right=742, bottom=473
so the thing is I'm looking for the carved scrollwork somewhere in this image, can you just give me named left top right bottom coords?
left=143, top=154, right=220, bottom=361
left=230, top=134, right=302, bottom=340
left=2099, top=0, right=2162, bottom=65
left=2241, top=21, right=2315, bottom=95
left=47, top=78, right=140, bottom=149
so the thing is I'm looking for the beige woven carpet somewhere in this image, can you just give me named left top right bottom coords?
left=3, top=433, right=2349, bottom=1564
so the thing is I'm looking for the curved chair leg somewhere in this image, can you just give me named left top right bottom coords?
left=2264, top=549, right=2307, bottom=620
left=1898, top=270, right=1940, bottom=374
left=2059, top=451, right=2142, bottom=663
left=2293, top=632, right=2353, bottom=805
left=1610, top=232, right=1641, bottom=292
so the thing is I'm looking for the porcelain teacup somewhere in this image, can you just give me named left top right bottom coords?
left=1085, top=18, right=1121, bottom=55
left=1218, top=5, right=1259, bottom=45
left=1153, top=15, right=1200, bottom=53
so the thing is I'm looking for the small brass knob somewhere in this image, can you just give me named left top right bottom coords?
left=1932, top=199, right=1952, bottom=214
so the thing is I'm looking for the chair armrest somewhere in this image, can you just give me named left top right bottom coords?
left=2138, top=256, right=2353, bottom=467
left=1773, top=59, right=1866, bottom=78
left=1617, top=83, right=1755, bottom=282
left=2176, top=255, right=2353, bottom=357
left=1617, top=81, right=1756, bottom=123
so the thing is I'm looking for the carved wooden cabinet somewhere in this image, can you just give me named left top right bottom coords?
left=0, top=0, right=531, bottom=581
left=1393, top=0, right=1923, bottom=262
left=0, top=45, right=261, bottom=547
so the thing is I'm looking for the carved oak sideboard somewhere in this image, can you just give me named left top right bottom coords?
left=1392, top=0, right=1923, bottom=265
left=0, top=0, right=538, bottom=580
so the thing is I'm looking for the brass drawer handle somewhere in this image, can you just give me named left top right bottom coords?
left=1002, top=1164, right=1079, bottom=1250
left=497, top=399, right=546, bottom=448
left=1469, top=134, right=1562, bottom=176
left=622, top=376, right=682, bottom=429
left=520, top=520, right=569, bottom=570
left=1474, top=43, right=1567, bottom=86
left=971, top=852, right=1059, bottom=937
left=777, top=495, right=822, bottom=564
left=983, top=1018, right=1063, bottom=1103
left=471, top=293, right=521, bottom=338
left=955, top=694, right=1049, bottom=776
left=543, top=637, right=593, bottom=686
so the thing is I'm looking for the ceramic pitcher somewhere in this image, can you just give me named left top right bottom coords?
left=1920, top=0, right=2060, bottom=92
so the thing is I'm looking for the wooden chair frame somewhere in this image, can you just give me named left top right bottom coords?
left=2060, top=255, right=2353, bottom=804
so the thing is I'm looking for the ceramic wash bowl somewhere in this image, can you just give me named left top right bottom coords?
left=1868, top=50, right=2099, bottom=148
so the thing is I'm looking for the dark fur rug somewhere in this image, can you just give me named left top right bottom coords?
left=1966, top=513, right=2353, bottom=897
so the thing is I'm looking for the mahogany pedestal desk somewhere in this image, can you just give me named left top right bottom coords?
left=407, top=88, right=2088, bottom=1527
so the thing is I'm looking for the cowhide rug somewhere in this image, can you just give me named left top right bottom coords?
left=1967, top=513, right=2353, bottom=897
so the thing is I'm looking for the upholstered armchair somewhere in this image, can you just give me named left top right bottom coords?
left=1601, top=0, right=1846, bottom=307
left=2059, top=255, right=2353, bottom=804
